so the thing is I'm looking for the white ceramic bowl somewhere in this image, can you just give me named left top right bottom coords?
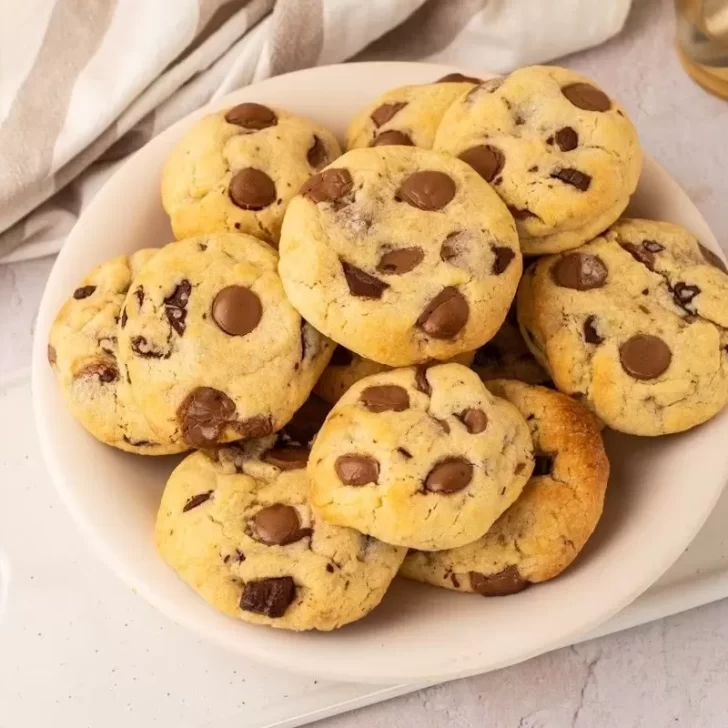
left=32, top=62, right=728, bottom=684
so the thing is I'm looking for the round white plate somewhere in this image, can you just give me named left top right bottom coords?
left=32, top=62, right=728, bottom=684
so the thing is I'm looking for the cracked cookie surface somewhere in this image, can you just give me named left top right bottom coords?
left=401, top=380, right=608, bottom=595
left=48, top=251, right=185, bottom=454
left=517, top=219, right=728, bottom=435
left=346, top=75, right=478, bottom=150
left=161, top=103, right=341, bottom=246
left=156, top=432, right=405, bottom=631
left=117, top=233, right=334, bottom=448
left=314, top=345, right=475, bottom=404
left=434, top=65, right=642, bottom=255
left=308, top=363, right=534, bottom=550
left=279, top=146, right=522, bottom=366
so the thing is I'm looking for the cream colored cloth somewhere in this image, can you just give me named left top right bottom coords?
left=0, top=0, right=632, bottom=264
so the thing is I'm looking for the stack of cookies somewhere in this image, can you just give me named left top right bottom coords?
left=48, top=65, right=728, bottom=632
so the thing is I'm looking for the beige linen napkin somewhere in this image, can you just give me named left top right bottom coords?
left=0, top=0, right=632, bottom=264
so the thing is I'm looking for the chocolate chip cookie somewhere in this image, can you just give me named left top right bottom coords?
left=314, top=345, right=475, bottom=404
left=517, top=219, right=728, bottom=435
left=117, top=233, right=334, bottom=448
left=308, top=363, right=534, bottom=550
left=346, top=74, right=478, bottom=150
left=279, top=146, right=522, bottom=366
left=48, top=251, right=185, bottom=454
left=156, top=435, right=405, bottom=631
left=471, top=306, right=550, bottom=385
left=161, top=103, right=341, bottom=246
left=401, top=380, right=608, bottom=595
left=434, top=65, right=642, bottom=255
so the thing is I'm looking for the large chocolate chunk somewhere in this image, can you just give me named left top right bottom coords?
left=424, top=458, right=473, bottom=494
left=212, top=286, right=262, bottom=336
left=178, top=387, right=236, bottom=447
left=561, top=83, right=611, bottom=112
left=469, top=566, right=528, bottom=596
left=240, top=576, right=296, bottom=618
left=370, top=101, right=407, bottom=127
left=396, top=171, right=455, bottom=211
left=360, top=385, right=410, bottom=413
left=262, top=446, right=310, bottom=470
left=551, top=253, right=607, bottom=290
left=301, top=168, right=353, bottom=204
left=458, top=145, right=504, bottom=182
left=416, top=287, right=469, bottom=339
left=229, top=168, right=276, bottom=210
left=341, top=262, right=388, bottom=299
left=251, top=504, right=309, bottom=545
left=619, top=334, right=672, bottom=380
left=335, top=454, right=379, bottom=486
left=225, top=103, right=277, bottom=130
left=164, top=279, right=191, bottom=336
left=376, top=247, right=423, bottom=275
left=371, top=130, right=414, bottom=147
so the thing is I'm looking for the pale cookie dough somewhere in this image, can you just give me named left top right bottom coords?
left=48, top=251, right=185, bottom=454
left=161, top=103, right=341, bottom=246
left=117, top=233, right=333, bottom=448
left=434, top=65, right=642, bottom=255
left=314, top=345, right=475, bottom=404
left=401, top=380, right=608, bottom=595
left=309, top=363, right=534, bottom=551
left=346, top=73, right=479, bottom=150
left=471, top=306, right=550, bottom=386
left=517, top=218, right=728, bottom=435
left=279, top=146, right=521, bottom=366
left=156, top=437, right=406, bottom=631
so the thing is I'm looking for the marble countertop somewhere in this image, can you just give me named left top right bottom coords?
left=2, top=1, right=728, bottom=726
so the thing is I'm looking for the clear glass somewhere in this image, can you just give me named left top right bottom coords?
left=676, top=0, right=728, bottom=98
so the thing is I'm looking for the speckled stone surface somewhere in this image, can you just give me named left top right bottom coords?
left=3, top=1, right=728, bottom=725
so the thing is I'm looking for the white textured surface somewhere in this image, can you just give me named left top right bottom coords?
left=3, top=0, right=728, bottom=725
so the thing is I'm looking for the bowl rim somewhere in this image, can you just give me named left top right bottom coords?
left=31, top=61, right=728, bottom=684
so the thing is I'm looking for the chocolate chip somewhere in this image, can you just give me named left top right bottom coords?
left=554, top=126, right=578, bottom=151
left=507, top=205, right=537, bottom=221
left=440, top=230, right=467, bottom=262
left=416, top=287, right=469, bottom=339
left=307, top=135, right=328, bottom=169
left=301, top=168, right=353, bottom=204
left=370, top=101, right=407, bottom=127
left=424, top=458, right=473, bottom=494
left=251, top=504, right=309, bottom=545
left=178, top=387, right=236, bottom=447
left=492, top=246, right=515, bottom=275
left=183, top=491, right=213, bottom=512
left=643, top=240, right=664, bottom=253
left=212, top=286, right=262, bottom=336
left=164, top=279, right=191, bottom=336
left=47, top=344, right=57, bottom=366
left=515, top=462, right=527, bottom=474
left=469, top=566, right=528, bottom=596
left=450, top=573, right=460, bottom=588
left=229, top=168, right=276, bottom=210
left=436, top=72, right=483, bottom=84
left=561, top=82, right=611, bottom=112
left=282, top=394, right=331, bottom=445
left=672, top=282, right=701, bottom=310
left=326, top=564, right=335, bottom=573
left=240, top=577, right=296, bottom=618
left=397, top=447, right=412, bottom=459
left=458, top=145, right=504, bottom=182
left=698, top=243, right=728, bottom=273
left=341, top=261, right=388, bottom=299
left=130, top=336, right=167, bottom=359
left=376, top=247, right=424, bottom=275
left=371, top=130, right=414, bottom=147
left=396, top=171, right=455, bottom=211
left=619, top=334, right=672, bottom=380
left=458, top=408, right=487, bottom=434
left=330, top=345, right=354, bottom=367
left=583, top=315, right=603, bottom=344
left=551, top=253, right=607, bottom=290
left=431, top=417, right=451, bottom=434
left=414, top=366, right=431, bottom=396
left=335, top=454, right=379, bottom=486
left=120, top=308, right=128, bottom=328
left=78, top=362, right=119, bottom=384
left=550, top=168, right=591, bottom=191
left=73, top=285, right=96, bottom=300
left=225, top=103, right=277, bottom=130
left=233, top=415, right=273, bottom=440
left=134, top=286, right=144, bottom=307
left=533, top=454, right=554, bottom=476
left=360, top=385, right=410, bottom=413
left=262, top=446, right=310, bottom=470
